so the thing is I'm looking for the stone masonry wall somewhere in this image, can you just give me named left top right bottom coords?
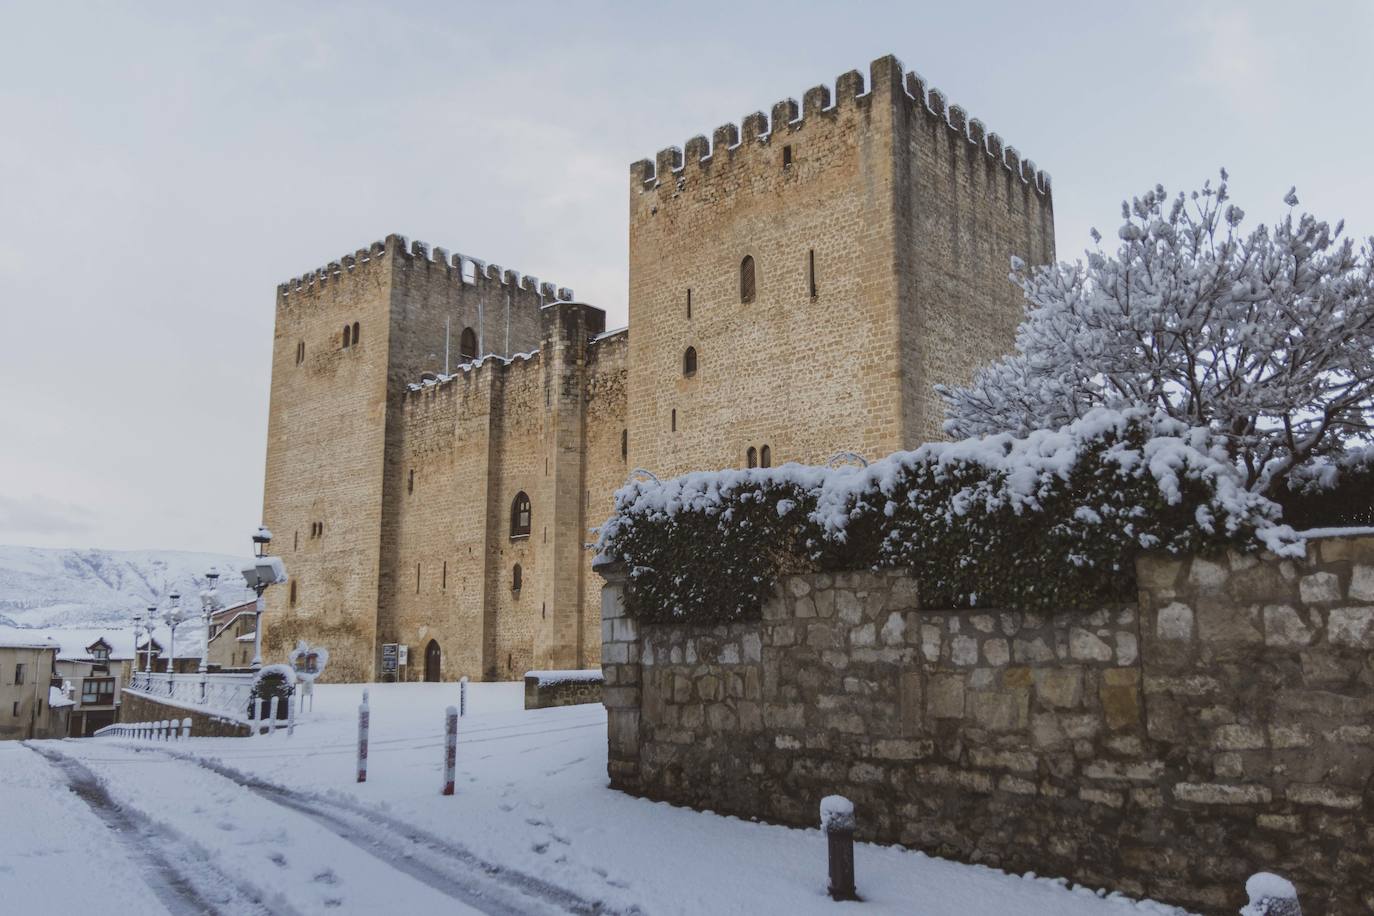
left=599, top=534, right=1374, bottom=914
left=120, top=691, right=252, bottom=738
left=524, top=674, right=604, bottom=709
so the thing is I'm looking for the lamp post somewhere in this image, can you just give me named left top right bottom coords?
left=132, top=609, right=145, bottom=685
left=242, top=526, right=283, bottom=671
left=143, top=606, right=157, bottom=674
left=164, top=592, right=186, bottom=695
left=200, top=571, right=219, bottom=700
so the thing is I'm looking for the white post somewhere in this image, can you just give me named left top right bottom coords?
left=268, top=697, right=279, bottom=735
left=287, top=693, right=296, bottom=737
left=356, top=689, right=370, bottom=783
left=251, top=592, right=264, bottom=670
left=442, top=706, right=458, bottom=795
left=460, top=675, right=468, bottom=717
left=255, top=697, right=265, bottom=735
left=180, top=717, right=192, bottom=739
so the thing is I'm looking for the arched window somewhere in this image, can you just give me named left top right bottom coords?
left=510, top=492, right=531, bottom=538
left=760, top=445, right=772, bottom=468
left=740, top=255, right=756, bottom=304
left=683, top=347, right=697, bottom=377
left=296, top=341, right=305, bottom=365
left=621, top=429, right=628, bottom=461
left=747, top=447, right=758, bottom=469
left=459, top=327, right=478, bottom=361
left=351, top=322, right=360, bottom=346
left=512, top=563, right=523, bottom=591
left=342, top=324, right=351, bottom=349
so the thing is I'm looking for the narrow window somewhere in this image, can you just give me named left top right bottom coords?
left=512, top=563, right=523, bottom=591
left=294, top=530, right=298, bottom=551
left=740, top=255, right=756, bottom=304
left=782, top=145, right=793, bottom=168
left=289, top=580, right=297, bottom=606
left=416, top=562, right=421, bottom=593
left=14, top=664, right=24, bottom=685
left=342, top=324, right=351, bottom=349
left=808, top=249, right=817, bottom=299
left=510, top=492, right=532, bottom=538
left=747, top=447, right=757, bottom=469
left=408, top=469, right=414, bottom=494
left=671, top=409, right=677, bottom=432
left=351, top=322, right=360, bottom=346
left=296, top=341, right=305, bottom=365
left=318, top=521, right=323, bottom=537
left=761, top=445, right=772, bottom=468
left=621, top=429, right=628, bottom=461
left=683, top=346, right=697, bottom=377
left=11, top=702, right=17, bottom=717
left=459, top=327, right=478, bottom=361
left=686, top=288, right=692, bottom=319
left=442, top=561, right=447, bottom=590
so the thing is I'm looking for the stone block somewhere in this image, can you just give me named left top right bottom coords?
left=1352, top=565, right=1374, bottom=602
left=1299, top=571, right=1342, bottom=604
left=1002, top=666, right=1032, bottom=688
left=1256, top=814, right=1302, bottom=832
left=998, top=775, right=1038, bottom=795
left=851, top=623, right=876, bottom=647
left=927, top=675, right=966, bottom=719
left=1079, top=787, right=1124, bottom=808
left=1195, top=598, right=1263, bottom=645
left=1172, top=782, right=1272, bottom=805
left=787, top=577, right=811, bottom=598
left=1286, top=784, right=1362, bottom=809
left=763, top=703, right=805, bottom=730
left=1115, top=632, right=1138, bottom=666
left=835, top=590, right=863, bottom=624
left=880, top=612, right=906, bottom=646
left=1100, top=681, right=1141, bottom=730
left=919, top=624, right=942, bottom=663
left=969, top=747, right=1038, bottom=772
left=1137, top=556, right=1184, bottom=595
left=1033, top=668, right=1083, bottom=708
left=1188, top=557, right=1229, bottom=589
left=951, top=635, right=979, bottom=666
left=982, top=638, right=1010, bottom=666
left=1213, top=724, right=1267, bottom=750
left=1328, top=606, right=1374, bottom=648
left=1262, top=604, right=1314, bottom=647
left=1012, top=637, right=1054, bottom=663
left=1155, top=602, right=1194, bottom=641
left=968, top=690, right=1028, bottom=731
left=1069, top=627, right=1113, bottom=662
left=793, top=595, right=816, bottom=618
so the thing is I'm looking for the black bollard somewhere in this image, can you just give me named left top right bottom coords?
left=1241, top=873, right=1300, bottom=916
left=820, top=795, right=858, bottom=902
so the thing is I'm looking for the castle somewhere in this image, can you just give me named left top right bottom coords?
left=260, top=54, right=1055, bottom=683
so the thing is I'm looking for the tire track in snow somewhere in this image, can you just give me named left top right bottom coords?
left=161, top=749, right=636, bottom=916
left=30, top=744, right=282, bottom=916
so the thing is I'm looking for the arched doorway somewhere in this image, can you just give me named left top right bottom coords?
left=424, top=639, right=441, bottom=682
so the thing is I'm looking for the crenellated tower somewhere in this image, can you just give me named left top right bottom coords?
left=625, top=53, right=1054, bottom=478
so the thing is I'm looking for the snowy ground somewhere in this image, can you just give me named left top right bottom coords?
left=7, top=683, right=1193, bottom=915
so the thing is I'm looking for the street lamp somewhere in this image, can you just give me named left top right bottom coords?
left=164, top=592, right=186, bottom=693
left=240, top=526, right=285, bottom=671
left=132, top=609, right=145, bottom=685
left=143, top=606, right=157, bottom=674
left=199, top=571, right=220, bottom=700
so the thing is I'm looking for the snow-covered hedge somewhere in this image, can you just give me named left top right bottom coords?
left=596, top=409, right=1298, bottom=622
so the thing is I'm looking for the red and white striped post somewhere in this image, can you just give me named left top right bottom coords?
left=268, top=697, right=279, bottom=735
left=442, top=705, right=458, bottom=795
left=459, top=676, right=468, bottom=717
left=356, top=689, right=370, bottom=783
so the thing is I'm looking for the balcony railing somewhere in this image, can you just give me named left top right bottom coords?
left=126, top=671, right=254, bottom=721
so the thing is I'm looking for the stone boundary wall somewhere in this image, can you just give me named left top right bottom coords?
left=597, top=534, right=1374, bottom=915
left=120, top=691, right=252, bottom=738
left=524, top=673, right=604, bottom=709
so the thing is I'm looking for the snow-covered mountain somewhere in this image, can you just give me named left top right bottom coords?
left=0, top=545, right=255, bottom=629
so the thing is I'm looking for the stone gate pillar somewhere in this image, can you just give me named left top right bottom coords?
left=595, top=558, right=641, bottom=791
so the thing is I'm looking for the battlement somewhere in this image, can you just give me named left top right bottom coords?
left=630, top=53, right=1050, bottom=198
left=278, top=233, right=573, bottom=301
left=404, top=348, right=542, bottom=397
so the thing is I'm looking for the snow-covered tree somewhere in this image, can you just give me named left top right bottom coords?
left=939, top=173, right=1374, bottom=494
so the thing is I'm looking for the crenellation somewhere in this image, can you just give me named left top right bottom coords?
left=925, top=86, right=947, bottom=118
left=834, top=68, right=865, bottom=104
left=684, top=135, right=710, bottom=165
left=711, top=123, right=739, bottom=154
left=947, top=103, right=968, bottom=136
left=770, top=98, right=799, bottom=130
left=1003, top=145, right=1021, bottom=177
left=740, top=111, right=768, bottom=143
left=656, top=146, right=682, bottom=177
left=803, top=84, right=831, bottom=118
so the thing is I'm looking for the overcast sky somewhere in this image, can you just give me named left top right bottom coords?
left=1, top=1, right=1370, bottom=556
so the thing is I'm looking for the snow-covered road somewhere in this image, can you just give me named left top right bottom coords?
left=7, top=683, right=1193, bottom=915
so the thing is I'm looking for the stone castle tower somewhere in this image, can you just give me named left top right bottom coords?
left=260, top=54, right=1054, bottom=682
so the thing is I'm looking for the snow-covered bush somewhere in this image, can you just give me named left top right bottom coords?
left=248, top=664, right=296, bottom=720
left=596, top=409, right=1297, bottom=622
left=1272, top=446, right=1374, bottom=530
left=940, top=173, right=1374, bottom=497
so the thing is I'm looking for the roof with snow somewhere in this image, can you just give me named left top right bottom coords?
left=0, top=633, right=59, bottom=651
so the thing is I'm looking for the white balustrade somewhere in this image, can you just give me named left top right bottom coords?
left=124, top=671, right=255, bottom=722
